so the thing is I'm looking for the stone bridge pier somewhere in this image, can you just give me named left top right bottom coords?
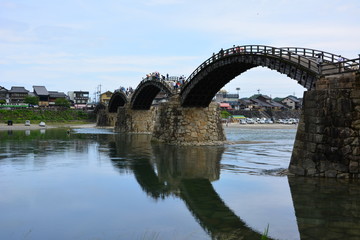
left=96, top=110, right=118, bottom=127
left=289, top=72, right=360, bottom=178
left=152, top=96, right=226, bottom=145
left=110, top=95, right=225, bottom=145
left=115, top=104, right=156, bottom=133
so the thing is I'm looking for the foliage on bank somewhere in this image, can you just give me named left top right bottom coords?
left=220, top=110, right=232, bottom=119
left=0, top=109, right=94, bottom=123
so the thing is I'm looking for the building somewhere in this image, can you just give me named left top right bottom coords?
left=153, top=92, right=169, bottom=106
left=33, top=86, right=49, bottom=106
left=215, top=90, right=240, bottom=110
left=68, top=91, right=90, bottom=109
left=8, top=86, right=29, bottom=104
left=48, top=91, right=67, bottom=105
left=215, top=90, right=239, bottom=103
left=238, top=99, right=255, bottom=110
left=100, top=91, right=113, bottom=105
left=281, top=95, right=302, bottom=110
left=0, top=86, right=9, bottom=104
left=250, top=94, right=287, bottom=111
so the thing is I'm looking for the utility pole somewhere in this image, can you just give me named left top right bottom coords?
left=96, top=84, right=102, bottom=103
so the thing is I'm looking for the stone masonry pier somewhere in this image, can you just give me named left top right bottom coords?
left=115, top=105, right=156, bottom=133
left=289, top=72, right=360, bottom=178
left=106, top=95, right=226, bottom=145
left=152, top=96, right=226, bottom=145
left=96, top=110, right=117, bottom=127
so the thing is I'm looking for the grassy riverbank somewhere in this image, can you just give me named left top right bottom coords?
left=0, top=109, right=94, bottom=124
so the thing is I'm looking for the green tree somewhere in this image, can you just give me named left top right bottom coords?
left=24, top=95, right=39, bottom=105
left=55, top=98, right=70, bottom=108
left=220, top=110, right=231, bottom=119
left=0, top=99, right=6, bottom=105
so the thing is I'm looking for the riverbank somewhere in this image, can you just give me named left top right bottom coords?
left=0, top=122, right=299, bottom=131
left=223, top=122, right=298, bottom=129
left=0, top=122, right=97, bottom=131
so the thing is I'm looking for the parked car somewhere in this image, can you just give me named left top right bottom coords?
left=246, top=118, right=255, bottom=124
left=239, top=119, right=247, bottom=124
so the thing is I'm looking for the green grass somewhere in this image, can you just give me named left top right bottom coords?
left=0, top=109, right=95, bottom=124
left=261, top=224, right=270, bottom=240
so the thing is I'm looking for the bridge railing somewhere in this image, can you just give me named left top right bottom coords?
left=183, top=45, right=359, bottom=89
left=184, top=45, right=320, bottom=87
left=279, top=47, right=351, bottom=63
left=320, top=57, right=360, bottom=75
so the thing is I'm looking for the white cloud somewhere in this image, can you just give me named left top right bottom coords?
left=0, top=0, right=359, bottom=96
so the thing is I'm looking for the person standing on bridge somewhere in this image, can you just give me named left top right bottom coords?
left=316, top=53, right=323, bottom=73
left=219, top=48, right=224, bottom=58
left=338, top=55, right=344, bottom=72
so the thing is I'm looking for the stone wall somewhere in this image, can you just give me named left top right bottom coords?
left=115, top=105, right=156, bottom=133
left=96, top=109, right=109, bottom=126
left=289, top=72, right=360, bottom=178
left=152, top=96, right=226, bottom=145
left=96, top=110, right=117, bottom=126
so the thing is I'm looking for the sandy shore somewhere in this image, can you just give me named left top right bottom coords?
left=0, top=123, right=97, bottom=131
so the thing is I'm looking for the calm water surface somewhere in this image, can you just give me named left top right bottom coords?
left=0, top=127, right=359, bottom=240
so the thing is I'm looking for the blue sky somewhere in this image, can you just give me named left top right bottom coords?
left=1, top=0, right=359, bottom=100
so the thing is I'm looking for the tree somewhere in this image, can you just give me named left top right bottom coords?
left=0, top=99, right=6, bottom=105
left=55, top=98, right=70, bottom=108
left=220, top=110, right=231, bottom=119
left=24, top=95, right=39, bottom=105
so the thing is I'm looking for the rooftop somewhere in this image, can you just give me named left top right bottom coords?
left=9, top=86, right=29, bottom=93
left=33, top=86, right=49, bottom=96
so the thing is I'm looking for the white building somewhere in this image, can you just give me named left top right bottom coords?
left=68, top=91, right=89, bottom=109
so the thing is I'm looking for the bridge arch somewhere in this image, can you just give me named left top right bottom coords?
left=131, top=78, right=173, bottom=110
left=180, top=45, right=347, bottom=107
left=108, top=91, right=128, bottom=113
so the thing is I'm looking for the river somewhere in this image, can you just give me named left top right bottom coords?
left=0, top=126, right=359, bottom=240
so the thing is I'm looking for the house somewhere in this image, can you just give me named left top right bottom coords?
left=8, top=86, right=29, bottom=104
left=215, top=90, right=239, bottom=103
left=250, top=94, right=287, bottom=111
left=48, top=91, right=67, bottom=105
left=68, top=91, right=90, bottom=109
left=281, top=95, right=302, bottom=110
left=238, top=99, right=255, bottom=110
left=250, top=98, right=273, bottom=110
left=216, top=90, right=240, bottom=110
left=33, top=86, right=49, bottom=106
left=0, top=86, right=9, bottom=104
left=100, top=91, right=113, bottom=105
left=219, top=102, right=232, bottom=110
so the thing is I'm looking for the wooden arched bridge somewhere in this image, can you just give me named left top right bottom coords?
left=107, top=45, right=359, bottom=111
left=98, top=44, right=360, bottom=178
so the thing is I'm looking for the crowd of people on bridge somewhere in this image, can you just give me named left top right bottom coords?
left=117, top=86, right=134, bottom=96
left=142, top=72, right=187, bottom=92
left=217, top=45, right=245, bottom=58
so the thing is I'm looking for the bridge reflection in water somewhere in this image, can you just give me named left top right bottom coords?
left=107, top=134, right=263, bottom=239
left=104, top=134, right=360, bottom=240
left=288, top=177, right=360, bottom=240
